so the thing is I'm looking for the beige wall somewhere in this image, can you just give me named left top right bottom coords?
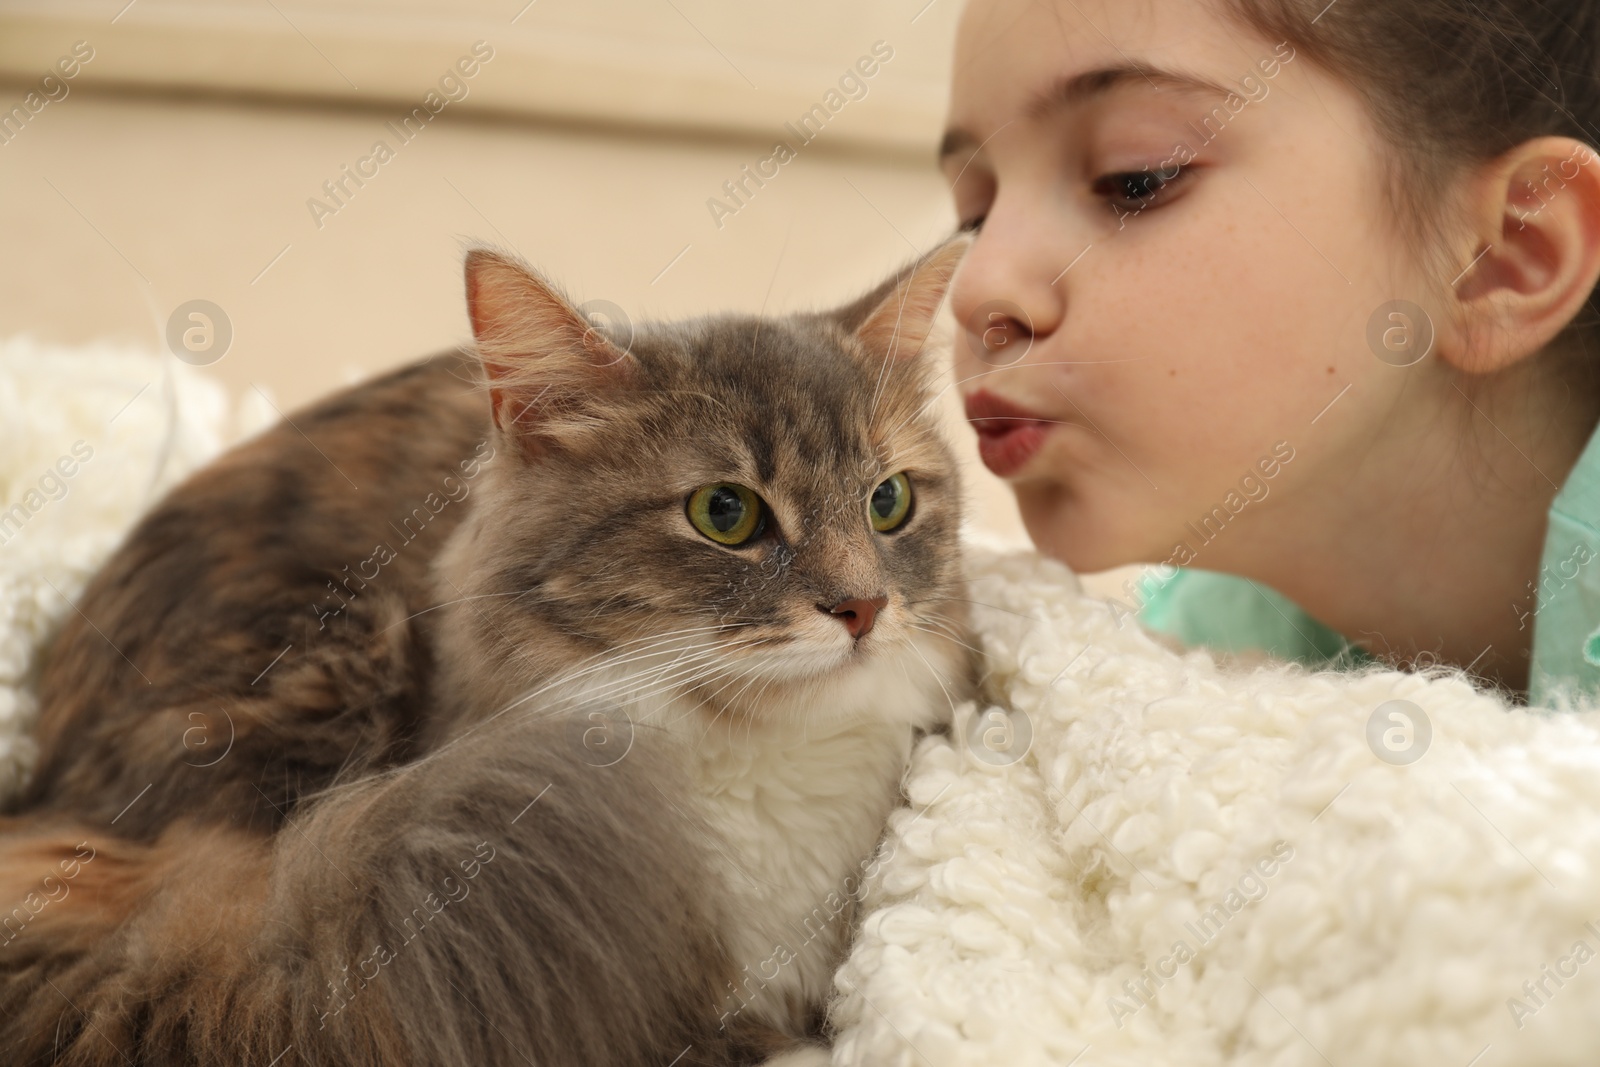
left=0, top=0, right=1032, bottom=545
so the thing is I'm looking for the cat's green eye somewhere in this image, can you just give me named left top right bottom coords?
left=687, top=483, right=765, bottom=546
left=869, top=472, right=913, bottom=532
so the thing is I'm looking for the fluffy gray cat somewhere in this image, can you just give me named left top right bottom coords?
left=0, top=239, right=973, bottom=1066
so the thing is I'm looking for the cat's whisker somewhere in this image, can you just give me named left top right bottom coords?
left=700, top=665, right=767, bottom=749
left=547, top=622, right=744, bottom=669
left=744, top=666, right=798, bottom=744
left=559, top=651, right=723, bottom=705
left=644, top=677, right=746, bottom=736
left=679, top=666, right=764, bottom=727
left=889, top=651, right=960, bottom=740
left=682, top=658, right=781, bottom=739
left=748, top=664, right=799, bottom=735
left=572, top=590, right=631, bottom=623
left=908, top=595, right=1041, bottom=623
left=909, top=622, right=983, bottom=658
left=540, top=642, right=735, bottom=710
left=713, top=653, right=801, bottom=727
left=865, top=335, right=902, bottom=425
left=569, top=627, right=732, bottom=668
left=375, top=589, right=537, bottom=633
left=422, top=633, right=741, bottom=761
left=909, top=608, right=970, bottom=636
left=641, top=639, right=792, bottom=712
left=691, top=656, right=777, bottom=724
left=906, top=590, right=1015, bottom=605
left=491, top=660, right=729, bottom=749
left=573, top=629, right=761, bottom=688
left=513, top=643, right=726, bottom=707
left=695, top=704, right=730, bottom=748
left=700, top=643, right=800, bottom=700
left=588, top=654, right=740, bottom=718
left=512, top=620, right=742, bottom=666
left=549, top=634, right=783, bottom=718
left=915, top=625, right=978, bottom=658
left=712, top=660, right=772, bottom=711
left=903, top=635, right=962, bottom=720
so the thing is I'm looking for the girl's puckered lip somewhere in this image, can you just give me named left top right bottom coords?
left=962, top=390, right=1057, bottom=478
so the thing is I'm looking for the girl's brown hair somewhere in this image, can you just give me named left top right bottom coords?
left=1227, top=0, right=1600, bottom=347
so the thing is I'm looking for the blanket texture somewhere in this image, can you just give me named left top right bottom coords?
left=829, top=548, right=1600, bottom=1066
left=0, top=338, right=243, bottom=800
left=8, top=344, right=1600, bottom=1065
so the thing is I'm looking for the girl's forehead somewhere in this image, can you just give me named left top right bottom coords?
left=948, top=0, right=1271, bottom=122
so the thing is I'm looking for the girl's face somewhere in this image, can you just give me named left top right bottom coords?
left=946, top=0, right=1432, bottom=572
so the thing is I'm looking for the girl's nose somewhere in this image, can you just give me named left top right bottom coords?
left=950, top=199, right=1070, bottom=361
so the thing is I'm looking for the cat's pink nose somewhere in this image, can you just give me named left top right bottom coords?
left=821, top=596, right=888, bottom=640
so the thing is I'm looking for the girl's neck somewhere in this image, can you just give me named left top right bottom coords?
left=1217, top=367, right=1600, bottom=695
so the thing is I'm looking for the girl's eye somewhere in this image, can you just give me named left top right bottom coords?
left=869, top=472, right=913, bottom=533
left=958, top=215, right=987, bottom=233
left=1091, top=165, right=1190, bottom=213
left=687, top=483, right=765, bottom=546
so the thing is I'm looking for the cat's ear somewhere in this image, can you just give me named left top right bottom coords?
left=834, top=235, right=971, bottom=362
left=463, top=248, right=631, bottom=442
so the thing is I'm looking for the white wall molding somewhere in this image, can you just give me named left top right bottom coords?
left=0, top=0, right=959, bottom=155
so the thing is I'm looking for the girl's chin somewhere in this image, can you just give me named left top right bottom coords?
left=1013, top=484, right=1164, bottom=575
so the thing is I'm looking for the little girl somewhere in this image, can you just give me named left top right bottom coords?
left=942, top=0, right=1600, bottom=706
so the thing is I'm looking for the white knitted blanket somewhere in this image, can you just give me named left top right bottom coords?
left=830, top=549, right=1600, bottom=1066
left=8, top=342, right=1600, bottom=1065
left=0, top=338, right=245, bottom=799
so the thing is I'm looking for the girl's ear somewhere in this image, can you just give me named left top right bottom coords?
left=834, top=235, right=972, bottom=363
left=1447, top=136, right=1600, bottom=372
left=463, top=248, right=632, bottom=445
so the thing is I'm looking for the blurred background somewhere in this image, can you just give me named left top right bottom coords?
left=0, top=0, right=1032, bottom=544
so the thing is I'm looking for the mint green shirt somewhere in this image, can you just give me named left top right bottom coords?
left=1140, top=424, right=1600, bottom=707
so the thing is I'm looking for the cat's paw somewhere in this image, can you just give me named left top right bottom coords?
left=758, top=1046, right=832, bottom=1067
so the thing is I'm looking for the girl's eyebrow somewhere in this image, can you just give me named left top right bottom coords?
left=939, top=63, right=1231, bottom=162
left=1031, top=64, right=1233, bottom=114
